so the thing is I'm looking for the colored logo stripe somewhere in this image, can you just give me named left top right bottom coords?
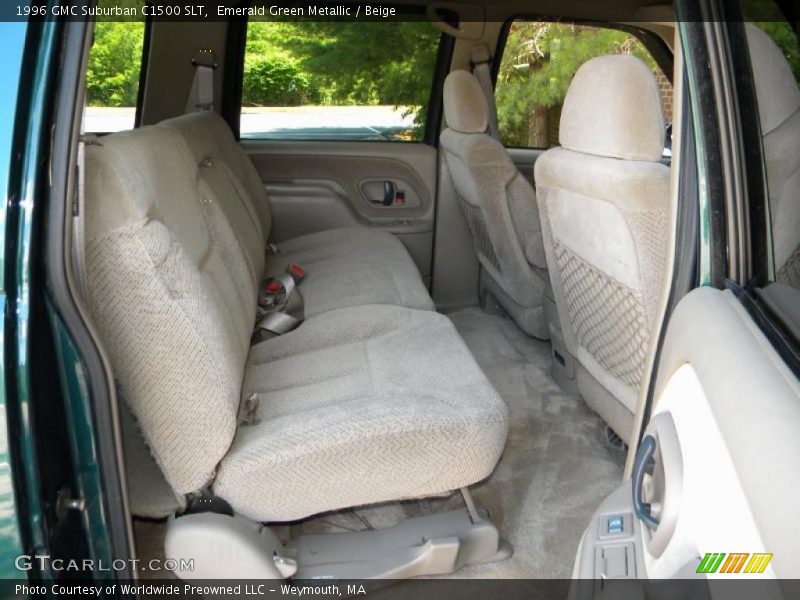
left=720, top=553, right=748, bottom=573
left=697, top=553, right=773, bottom=574
left=697, top=553, right=725, bottom=573
left=744, top=553, right=773, bottom=574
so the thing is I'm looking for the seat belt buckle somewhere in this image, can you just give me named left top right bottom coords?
left=287, top=263, right=305, bottom=283
left=258, top=279, right=286, bottom=308
left=258, top=272, right=296, bottom=309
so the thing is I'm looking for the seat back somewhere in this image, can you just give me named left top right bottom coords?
left=746, top=24, right=800, bottom=288
left=440, top=70, right=549, bottom=338
left=160, top=111, right=272, bottom=283
left=534, top=55, right=670, bottom=441
left=84, top=125, right=256, bottom=495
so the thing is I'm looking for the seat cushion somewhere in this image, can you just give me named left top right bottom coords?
left=266, top=228, right=435, bottom=318
left=214, top=305, right=508, bottom=522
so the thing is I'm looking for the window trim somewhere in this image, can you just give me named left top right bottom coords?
left=423, top=31, right=456, bottom=147
left=132, top=13, right=153, bottom=129
left=222, top=8, right=248, bottom=139
left=725, top=16, right=776, bottom=287
left=717, top=6, right=799, bottom=363
left=232, top=9, right=447, bottom=145
left=492, top=16, right=675, bottom=150
left=679, top=16, right=729, bottom=289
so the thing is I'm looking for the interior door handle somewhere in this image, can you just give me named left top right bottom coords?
left=632, top=434, right=660, bottom=530
left=379, top=181, right=396, bottom=206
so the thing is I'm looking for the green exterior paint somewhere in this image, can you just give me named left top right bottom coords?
left=4, top=17, right=61, bottom=577
left=2, top=8, right=119, bottom=580
left=0, top=18, right=32, bottom=580
left=2, top=9, right=123, bottom=582
left=50, top=312, right=115, bottom=579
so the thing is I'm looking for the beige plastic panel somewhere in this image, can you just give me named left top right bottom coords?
left=572, top=288, right=799, bottom=586
left=649, top=288, right=800, bottom=580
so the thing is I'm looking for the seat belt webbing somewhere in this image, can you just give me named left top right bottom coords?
left=185, top=49, right=217, bottom=113
left=470, top=43, right=500, bottom=140
left=255, top=311, right=302, bottom=337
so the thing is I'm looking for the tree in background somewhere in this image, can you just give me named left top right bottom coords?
left=244, top=21, right=439, bottom=136
left=242, top=22, right=320, bottom=106
left=496, top=23, right=659, bottom=148
left=85, top=0, right=145, bottom=107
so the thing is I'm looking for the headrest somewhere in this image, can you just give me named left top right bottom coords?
left=559, top=55, right=665, bottom=161
left=745, top=24, right=800, bottom=136
left=443, top=70, right=489, bottom=134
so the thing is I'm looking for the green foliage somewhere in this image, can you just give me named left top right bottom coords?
left=243, top=21, right=439, bottom=137
left=496, top=22, right=660, bottom=147
left=85, top=0, right=145, bottom=107
left=243, top=51, right=319, bottom=106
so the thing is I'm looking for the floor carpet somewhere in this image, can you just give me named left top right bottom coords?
left=442, top=308, right=624, bottom=578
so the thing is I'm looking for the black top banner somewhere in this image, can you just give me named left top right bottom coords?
left=1, top=0, right=798, bottom=23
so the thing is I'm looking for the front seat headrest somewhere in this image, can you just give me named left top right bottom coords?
left=559, top=54, right=665, bottom=162
left=443, top=70, right=489, bottom=134
left=745, top=24, right=800, bottom=136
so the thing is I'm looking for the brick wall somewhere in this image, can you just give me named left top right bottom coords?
left=655, top=70, right=674, bottom=123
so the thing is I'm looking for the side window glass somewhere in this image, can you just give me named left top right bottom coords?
left=84, top=0, right=147, bottom=133
left=241, top=18, right=440, bottom=141
left=742, top=1, right=800, bottom=288
left=495, top=21, right=673, bottom=149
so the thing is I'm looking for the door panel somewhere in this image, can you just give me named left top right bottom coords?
left=242, top=140, right=437, bottom=278
left=572, top=288, right=800, bottom=583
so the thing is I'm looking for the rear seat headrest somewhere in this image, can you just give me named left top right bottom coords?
left=745, top=24, right=800, bottom=136
left=443, top=70, right=489, bottom=134
left=559, top=54, right=665, bottom=162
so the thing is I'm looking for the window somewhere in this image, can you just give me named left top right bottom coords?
left=495, top=20, right=673, bottom=149
left=740, top=5, right=799, bottom=288
left=83, top=1, right=147, bottom=133
left=241, top=17, right=440, bottom=141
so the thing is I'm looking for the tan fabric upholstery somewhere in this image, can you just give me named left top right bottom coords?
left=559, top=55, right=665, bottom=162
left=84, top=124, right=507, bottom=521
left=161, top=111, right=272, bottom=243
left=216, top=305, right=508, bottom=522
left=441, top=70, right=550, bottom=338
left=746, top=24, right=800, bottom=288
left=265, top=228, right=434, bottom=317
left=84, top=127, right=254, bottom=494
left=535, top=55, right=670, bottom=443
left=160, top=111, right=434, bottom=315
left=443, top=69, right=489, bottom=134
